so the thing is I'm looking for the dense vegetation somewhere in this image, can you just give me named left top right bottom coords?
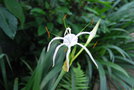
left=0, top=0, right=134, bottom=90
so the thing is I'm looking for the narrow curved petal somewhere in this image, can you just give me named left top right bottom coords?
left=76, top=32, right=91, bottom=37
left=47, top=37, right=64, bottom=52
left=76, top=43, right=98, bottom=68
left=53, top=43, right=65, bottom=67
left=66, top=47, right=71, bottom=71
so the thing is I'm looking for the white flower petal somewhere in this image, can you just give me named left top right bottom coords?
left=76, top=43, right=98, bottom=68
left=76, top=32, right=91, bottom=37
left=53, top=43, right=65, bottom=67
left=47, top=37, right=64, bottom=52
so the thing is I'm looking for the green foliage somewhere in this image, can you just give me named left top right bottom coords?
left=57, top=64, right=89, bottom=90
left=4, top=0, right=25, bottom=27
left=110, top=1, right=134, bottom=22
left=0, top=0, right=134, bottom=90
left=0, top=53, right=12, bottom=90
left=23, top=43, right=66, bottom=90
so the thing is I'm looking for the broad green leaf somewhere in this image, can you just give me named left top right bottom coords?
left=47, top=23, right=54, bottom=32
left=56, top=7, right=72, bottom=15
left=4, top=0, right=25, bottom=27
left=0, top=7, right=18, bottom=39
left=31, top=8, right=46, bottom=15
left=37, top=25, right=46, bottom=36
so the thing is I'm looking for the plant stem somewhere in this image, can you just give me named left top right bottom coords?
left=51, top=70, right=66, bottom=90
left=70, top=19, right=101, bottom=65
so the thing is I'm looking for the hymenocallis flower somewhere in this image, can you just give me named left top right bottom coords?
left=47, top=20, right=101, bottom=71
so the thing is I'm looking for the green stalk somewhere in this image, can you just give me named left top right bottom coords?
left=70, top=19, right=101, bottom=65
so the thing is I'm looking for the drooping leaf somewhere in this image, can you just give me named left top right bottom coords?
left=0, top=57, right=8, bottom=90
left=110, top=1, right=134, bottom=21
left=100, top=60, right=129, bottom=77
left=97, top=62, right=107, bottom=90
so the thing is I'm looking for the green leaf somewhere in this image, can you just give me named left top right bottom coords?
left=13, top=78, right=19, bottom=90
left=97, top=62, right=107, bottom=90
left=37, top=25, right=46, bottom=36
left=110, top=1, right=134, bottom=21
left=21, top=60, right=33, bottom=73
left=0, top=53, right=12, bottom=72
left=106, top=48, right=115, bottom=62
left=111, top=74, right=132, bottom=90
left=40, top=62, right=63, bottom=89
left=114, top=71, right=134, bottom=87
left=0, top=59, right=8, bottom=90
left=115, top=56, right=134, bottom=65
left=85, top=7, right=99, bottom=15
left=106, top=45, right=131, bottom=60
left=0, top=54, right=5, bottom=59
left=24, top=43, right=66, bottom=90
left=4, top=0, right=25, bottom=27
left=100, top=60, right=129, bottom=77
left=0, top=7, right=18, bottom=39
left=31, top=8, right=46, bottom=15
left=47, top=23, right=54, bottom=32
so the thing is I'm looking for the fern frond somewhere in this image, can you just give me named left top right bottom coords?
left=57, top=63, right=89, bottom=90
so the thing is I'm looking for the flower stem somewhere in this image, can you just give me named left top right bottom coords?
left=70, top=19, right=101, bottom=65
left=51, top=70, right=66, bottom=90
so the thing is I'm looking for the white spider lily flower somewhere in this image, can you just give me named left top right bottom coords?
left=47, top=20, right=100, bottom=71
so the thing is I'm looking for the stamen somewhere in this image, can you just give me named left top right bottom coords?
left=64, top=27, right=71, bottom=36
